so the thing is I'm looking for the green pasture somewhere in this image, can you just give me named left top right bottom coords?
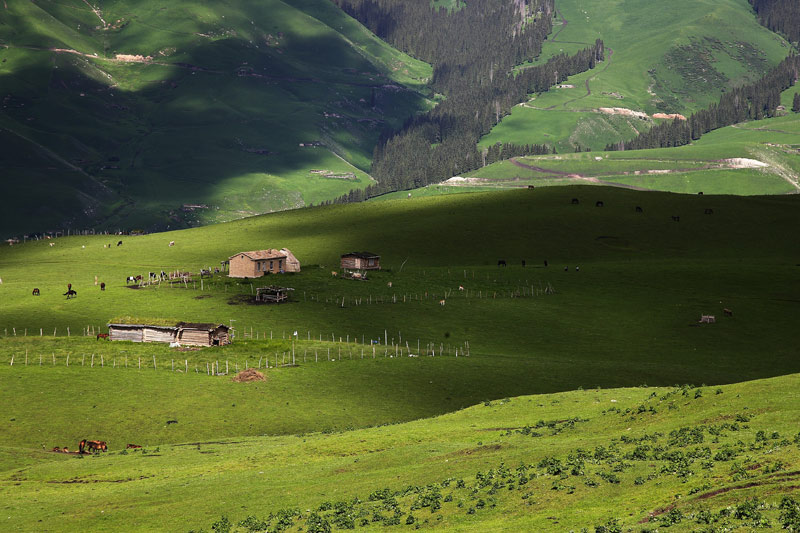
left=465, top=111, right=800, bottom=195
left=0, top=0, right=433, bottom=234
left=1, top=187, right=799, bottom=449
left=0, top=367, right=798, bottom=531
left=488, top=0, right=792, bottom=153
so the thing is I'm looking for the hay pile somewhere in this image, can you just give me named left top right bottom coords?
left=232, top=368, right=266, bottom=383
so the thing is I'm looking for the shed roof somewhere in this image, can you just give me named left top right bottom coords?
left=341, top=251, right=380, bottom=259
left=230, top=249, right=287, bottom=261
left=108, top=321, right=228, bottom=331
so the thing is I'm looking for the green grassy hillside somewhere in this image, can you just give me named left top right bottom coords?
left=392, top=101, right=798, bottom=197
left=0, top=187, right=799, bottom=447
left=0, top=0, right=432, bottom=236
left=1, top=369, right=798, bottom=532
left=480, top=0, right=793, bottom=153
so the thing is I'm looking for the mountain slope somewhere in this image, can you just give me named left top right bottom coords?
left=0, top=0, right=432, bottom=235
left=481, top=0, right=793, bottom=153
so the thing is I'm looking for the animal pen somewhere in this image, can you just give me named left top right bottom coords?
left=255, top=286, right=293, bottom=303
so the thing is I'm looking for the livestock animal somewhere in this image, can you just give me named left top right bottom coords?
left=52, top=447, right=60, bottom=452
left=32, top=288, right=40, bottom=296
left=635, top=206, right=643, bottom=213
left=126, top=275, right=142, bottom=284
left=49, top=242, right=55, bottom=247
left=704, top=208, right=714, bottom=215
left=387, top=282, right=392, bottom=288
left=521, top=259, right=526, bottom=267
left=439, top=299, right=446, bottom=306
left=671, top=215, right=680, bottom=222
left=697, top=191, right=704, bottom=195
left=200, top=269, right=212, bottom=278
left=126, top=444, right=142, bottom=449
left=331, top=271, right=338, bottom=277
left=169, top=241, right=175, bottom=247
left=117, top=241, right=122, bottom=246
left=497, top=259, right=506, bottom=267
left=571, top=198, right=579, bottom=204
left=62, top=447, right=69, bottom=453
left=100, top=282, right=105, bottom=291
left=723, top=308, right=733, bottom=317
left=79, top=439, right=107, bottom=453
left=97, top=333, right=109, bottom=340
left=458, top=285, right=464, bottom=291
left=64, top=289, right=77, bottom=299
left=595, top=201, right=604, bottom=207
left=149, top=272, right=157, bottom=280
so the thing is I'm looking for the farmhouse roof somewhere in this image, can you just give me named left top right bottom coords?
left=230, top=249, right=288, bottom=261
left=341, top=251, right=380, bottom=259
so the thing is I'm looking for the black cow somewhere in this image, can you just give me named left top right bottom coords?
left=595, top=201, right=604, bottom=207
left=32, top=288, right=40, bottom=296
left=635, top=206, right=643, bottom=213
left=497, top=260, right=506, bottom=267
left=571, top=198, right=579, bottom=205
left=117, top=241, right=122, bottom=246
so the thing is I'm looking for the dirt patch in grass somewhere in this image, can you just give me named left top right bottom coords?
left=193, top=294, right=213, bottom=300
left=232, top=368, right=266, bottom=383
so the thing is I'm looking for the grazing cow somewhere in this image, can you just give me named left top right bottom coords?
left=497, top=259, right=506, bottom=267
left=458, top=285, right=464, bottom=291
left=331, top=271, right=338, bottom=277
left=723, top=308, right=733, bottom=317
left=571, top=198, right=579, bottom=204
left=62, top=447, right=69, bottom=453
left=52, top=447, right=61, bottom=452
left=161, top=270, right=167, bottom=280
left=97, top=333, right=109, bottom=340
left=149, top=272, right=157, bottom=280
left=64, top=289, right=77, bottom=299
left=527, top=185, right=535, bottom=189
left=595, top=201, right=604, bottom=207
left=49, top=242, right=55, bottom=247
left=544, top=260, right=548, bottom=267
left=100, top=282, right=105, bottom=291
left=168, top=241, right=175, bottom=247
left=166, top=420, right=178, bottom=425
left=387, top=282, right=392, bottom=288
left=635, top=206, right=643, bottom=213
left=117, top=241, right=122, bottom=246
left=126, top=444, right=142, bottom=449
left=704, top=208, right=714, bottom=215
left=521, top=259, right=526, bottom=267
left=697, top=191, right=704, bottom=195
left=32, top=288, right=40, bottom=296
left=79, top=439, right=107, bottom=453
left=671, top=215, right=680, bottom=222
left=439, top=299, right=446, bottom=306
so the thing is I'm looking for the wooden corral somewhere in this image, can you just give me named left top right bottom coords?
left=340, top=252, right=380, bottom=271
left=108, top=321, right=230, bottom=346
left=228, top=248, right=301, bottom=278
left=699, top=315, right=716, bottom=324
left=255, top=286, right=294, bottom=303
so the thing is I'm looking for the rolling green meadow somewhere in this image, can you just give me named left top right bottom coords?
left=4, top=0, right=800, bottom=530
left=1, top=186, right=800, bottom=530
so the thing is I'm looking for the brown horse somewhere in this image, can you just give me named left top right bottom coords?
left=79, top=439, right=107, bottom=453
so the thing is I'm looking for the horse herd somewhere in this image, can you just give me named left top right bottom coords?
left=50, top=440, right=142, bottom=454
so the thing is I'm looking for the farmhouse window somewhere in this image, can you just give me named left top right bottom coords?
left=270, top=261, right=274, bottom=270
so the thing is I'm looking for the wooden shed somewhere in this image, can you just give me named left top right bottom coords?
left=340, top=252, right=380, bottom=271
left=107, top=321, right=230, bottom=346
left=228, top=248, right=301, bottom=278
